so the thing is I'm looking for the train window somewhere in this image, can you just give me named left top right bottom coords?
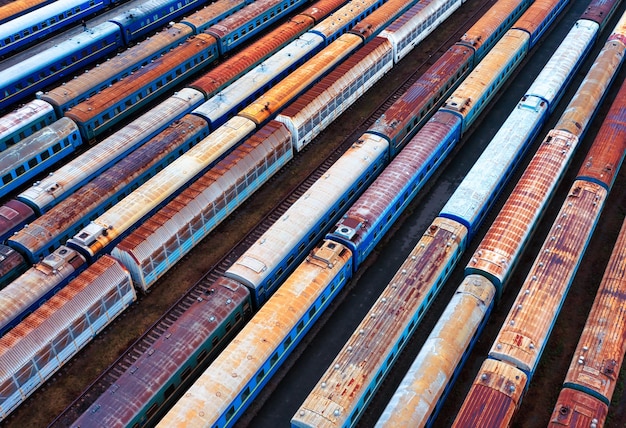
left=2, top=174, right=12, bottom=185
left=41, top=150, right=50, bottom=160
left=270, top=352, right=279, bottom=367
left=28, top=158, right=38, bottom=168
left=284, top=335, right=293, bottom=348
left=297, top=320, right=304, bottom=333
left=15, top=165, right=25, bottom=176
left=256, top=369, right=265, bottom=385
left=309, top=306, right=316, bottom=320
left=52, top=143, right=62, bottom=153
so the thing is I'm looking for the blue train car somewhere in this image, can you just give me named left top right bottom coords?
left=0, top=0, right=114, bottom=59
left=0, top=118, right=81, bottom=197
left=0, top=22, right=123, bottom=112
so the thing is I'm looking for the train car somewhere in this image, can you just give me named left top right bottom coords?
left=0, top=255, right=135, bottom=422
left=0, top=100, right=56, bottom=152
left=111, top=120, right=292, bottom=292
left=65, top=33, right=218, bottom=140
left=276, top=36, right=393, bottom=150
left=0, top=0, right=115, bottom=59
left=192, top=0, right=385, bottom=130
left=453, top=69, right=626, bottom=427
left=374, top=7, right=626, bottom=426
left=71, top=277, right=252, bottom=428
left=0, top=0, right=56, bottom=25
left=108, top=0, right=204, bottom=45
left=0, top=200, right=35, bottom=243
left=205, top=0, right=308, bottom=55
left=15, top=87, right=204, bottom=215
left=548, top=217, right=626, bottom=427
left=8, top=115, right=210, bottom=264
left=0, top=118, right=81, bottom=197
left=0, top=245, right=86, bottom=337
left=0, top=244, right=26, bottom=289
left=158, top=240, right=353, bottom=427
left=0, top=22, right=123, bottom=112
left=37, top=23, right=192, bottom=116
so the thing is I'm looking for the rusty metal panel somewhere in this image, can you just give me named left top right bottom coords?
left=560, top=218, right=626, bottom=405
left=452, top=359, right=527, bottom=428
left=556, top=37, right=625, bottom=137
left=20, top=88, right=205, bottom=213
left=205, top=0, right=290, bottom=39
left=277, top=37, right=392, bottom=150
left=376, top=273, right=495, bottom=428
left=158, top=241, right=352, bottom=427
left=181, top=0, right=250, bottom=31
left=8, top=115, right=209, bottom=261
left=350, top=0, right=415, bottom=40
left=490, top=181, right=608, bottom=373
left=240, top=33, right=363, bottom=125
left=0, top=246, right=85, bottom=334
left=73, top=276, right=251, bottom=428
left=65, top=34, right=217, bottom=125
left=580, top=0, right=621, bottom=30
left=549, top=388, right=608, bottom=427
left=368, top=44, right=472, bottom=145
left=301, top=0, right=348, bottom=22
left=39, top=23, right=193, bottom=111
left=112, top=121, right=291, bottom=292
left=466, top=129, right=580, bottom=289
left=191, top=16, right=314, bottom=96
left=311, top=0, right=381, bottom=39
left=297, top=218, right=469, bottom=428
left=0, top=200, right=33, bottom=239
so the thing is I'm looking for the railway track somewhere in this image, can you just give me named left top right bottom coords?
left=2, top=0, right=502, bottom=426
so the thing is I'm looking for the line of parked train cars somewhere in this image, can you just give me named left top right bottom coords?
left=0, top=0, right=474, bottom=422
left=0, top=0, right=57, bottom=26
left=451, top=60, right=626, bottom=428
left=548, top=216, right=626, bottom=426
left=0, top=0, right=325, bottom=199
left=291, top=1, right=623, bottom=426
left=0, top=0, right=257, bottom=110
left=152, top=0, right=574, bottom=425
left=0, top=0, right=391, bottom=334
left=372, top=9, right=626, bottom=427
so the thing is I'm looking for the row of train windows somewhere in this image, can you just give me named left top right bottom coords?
left=1, top=140, right=68, bottom=185
left=4, top=5, right=89, bottom=44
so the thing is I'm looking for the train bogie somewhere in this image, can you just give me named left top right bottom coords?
left=189, top=15, right=316, bottom=98
left=225, top=132, right=389, bottom=306
left=374, top=274, right=495, bottom=427
left=38, top=23, right=193, bottom=116
left=112, top=120, right=293, bottom=292
left=0, top=0, right=112, bottom=59
left=20, top=87, right=206, bottom=213
left=192, top=32, right=326, bottom=130
left=452, top=359, right=527, bottom=427
left=206, top=0, right=308, bottom=54
left=180, top=0, right=253, bottom=34
left=0, top=255, right=135, bottom=422
left=0, top=245, right=85, bottom=337
left=9, top=115, right=211, bottom=263
left=0, top=245, right=26, bottom=289
left=331, top=112, right=461, bottom=265
left=440, top=95, right=548, bottom=234
left=0, top=200, right=35, bottom=243
left=0, top=22, right=123, bottom=112
left=277, top=37, right=393, bottom=151
left=0, top=118, right=81, bottom=197
left=379, top=0, right=462, bottom=63
left=367, top=44, right=473, bottom=151
left=240, top=33, right=365, bottom=126
left=549, top=389, right=608, bottom=427
left=159, top=240, right=353, bottom=427
left=443, top=29, right=529, bottom=132
left=458, top=0, right=531, bottom=61
left=0, top=100, right=56, bottom=152
left=73, top=276, right=252, bottom=428
left=65, top=34, right=218, bottom=140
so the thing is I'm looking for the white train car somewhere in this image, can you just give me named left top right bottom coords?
left=0, top=255, right=135, bottom=421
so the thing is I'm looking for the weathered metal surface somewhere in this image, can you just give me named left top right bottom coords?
left=549, top=388, right=608, bottom=427
left=158, top=241, right=352, bottom=427
left=452, top=359, right=527, bottom=428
